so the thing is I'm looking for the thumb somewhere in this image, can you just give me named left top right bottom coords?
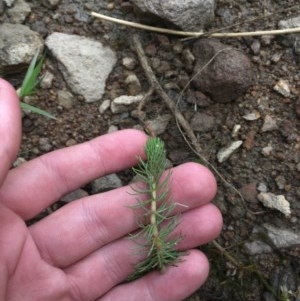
left=0, top=79, right=21, bottom=185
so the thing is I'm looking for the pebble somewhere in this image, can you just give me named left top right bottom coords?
left=40, top=71, right=54, bottom=89
left=261, top=115, right=278, bottom=132
left=144, top=114, right=171, bottom=136
left=13, top=157, right=27, bottom=167
left=7, top=0, right=31, bottom=23
left=190, top=112, right=215, bottom=132
left=243, top=111, right=260, bottom=121
left=99, top=99, right=111, bottom=114
left=111, top=94, right=144, bottom=114
left=61, top=189, right=89, bottom=203
left=125, top=73, right=141, bottom=96
left=257, top=192, right=291, bottom=217
left=261, top=145, right=273, bottom=156
left=57, top=90, right=73, bottom=109
left=257, top=182, right=268, bottom=192
left=217, top=140, right=243, bottom=163
left=273, top=79, right=290, bottom=97
left=122, top=57, right=137, bottom=70
left=91, top=174, right=123, bottom=194
left=39, top=137, right=53, bottom=152
left=231, top=124, right=241, bottom=138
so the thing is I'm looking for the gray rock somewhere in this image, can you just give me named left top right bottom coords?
left=42, top=0, right=61, bottom=9
left=244, top=223, right=300, bottom=255
left=61, top=189, right=89, bottom=203
left=217, top=140, right=243, bottom=163
left=192, top=39, right=252, bottom=103
left=278, top=15, right=300, bottom=46
left=273, top=79, right=290, bottom=97
left=57, top=90, right=73, bottom=109
left=190, top=112, right=215, bottom=132
left=0, top=23, right=43, bottom=74
left=4, top=0, right=14, bottom=7
left=132, top=0, right=215, bottom=31
left=257, top=192, right=291, bottom=217
left=111, top=94, right=144, bottom=113
left=7, top=0, right=31, bottom=23
left=261, top=115, right=278, bottom=132
left=91, top=174, right=123, bottom=194
left=99, top=99, right=111, bottom=114
left=144, top=114, right=172, bottom=135
left=45, top=32, right=117, bottom=103
left=40, top=71, right=54, bottom=89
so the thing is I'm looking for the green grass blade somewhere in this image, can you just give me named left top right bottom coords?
left=20, top=102, right=57, bottom=120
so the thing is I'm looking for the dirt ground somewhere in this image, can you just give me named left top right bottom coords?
left=2, top=0, right=300, bottom=300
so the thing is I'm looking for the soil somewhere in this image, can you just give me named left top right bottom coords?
left=2, top=0, right=300, bottom=300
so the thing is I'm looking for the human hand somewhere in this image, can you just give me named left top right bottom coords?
left=0, top=79, right=222, bottom=301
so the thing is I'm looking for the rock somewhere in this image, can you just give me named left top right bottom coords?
left=7, top=0, right=31, bottom=23
left=42, top=0, right=61, bottom=9
left=278, top=15, right=300, bottom=46
left=144, top=114, right=172, bottom=135
left=0, top=23, right=43, bottom=75
left=273, top=79, right=290, bottom=97
left=192, top=39, right=252, bottom=103
left=257, top=192, right=291, bottom=217
left=91, top=174, right=123, bottom=194
left=261, top=145, right=273, bottom=156
left=111, top=94, right=144, bottom=113
left=38, top=137, right=52, bottom=152
left=122, top=57, right=137, bottom=70
left=132, top=0, right=215, bottom=31
left=4, top=0, right=15, bottom=7
left=40, top=71, right=54, bottom=89
left=125, top=73, right=141, bottom=96
left=13, top=157, right=27, bottom=168
left=243, top=111, right=260, bottom=121
left=99, top=99, right=111, bottom=114
left=57, top=90, right=73, bottom=109
left=240, top=182, right=258, bottom=203
left=190, top=112, right=215, bottom=132
left=261, top=115, right=278, bottom=132
left=45, top=32, right=117, bottom=103
left=217, top=140, right=243, bottom=163
left=244, top=224, right=300, bottom=255
left=61, top=189, right=89, bottom=203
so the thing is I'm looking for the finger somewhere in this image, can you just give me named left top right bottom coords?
left=64, top=204, right=220, bottom=301
left=99, top=250, right=209, bottom=301
left=0, top=129, right=147, bottom=219
left=29, top=163, right=217, bottom=268
left=0, top=79, right=21, bottom=185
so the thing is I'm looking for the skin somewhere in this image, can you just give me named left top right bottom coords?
left=0, top=78, right=222, bottom=301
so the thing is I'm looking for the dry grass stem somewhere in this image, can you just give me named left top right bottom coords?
left=91, top=11, right=300, bottom=38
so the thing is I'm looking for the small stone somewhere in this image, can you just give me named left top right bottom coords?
left=7, top=0, right=31, bottom=23
left=39, top=137, right=52, bottom=152
left=250, top=39, right=261, bottom=55
left=122, top=57, right=137, bottom=70
left=61, top=189, right=89, bottom=203
left=65, top=139, right=77, bottom=147
left=107, top=125, right=118, bottom=133
left=271, top=53, right=282, bottom=63
left=181, top=49, right=195, bottom=72
left=13, top=157, right=27, bottom=167
left=275, top=175, right=286, bottom=190
left=125, top=73, right=141, bottom=96
left=243, top=111, right=261, bottom=121
left=243, top=131, right=255, bottom=150
left=257, top=182, right=267, bottom=192
left=57, top=90, right=73, bottom=109
left=240, top=182, right=258, bottom=203
left=217, top=140, right=243, bottom=163
left=40, top=71, right=54, bottom=89
left=231, top=124, right=241, bottom=138
left=144, top=114, right=171, bottom=136
left=99, top=99, right=111, bottom=114
left=261, top=145, right=273, bottom=156
left=91, top=174, right=122, bottom=194
left=261, top=115, right=278, bottom=132
left=190, top=112, right=215, bottom=132
left=273, top=79, right=290, bottom=97
left=111, top=94, right=144, bottom=114
left=257, top=192, right=291, bottom=217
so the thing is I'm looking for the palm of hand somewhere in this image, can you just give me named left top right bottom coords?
left=0, top=79, right=222, bottom=301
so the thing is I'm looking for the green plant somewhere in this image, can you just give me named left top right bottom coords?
left=17, top=50, right=56, bottom=119
left=127, top=137, right=186, bottom=280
